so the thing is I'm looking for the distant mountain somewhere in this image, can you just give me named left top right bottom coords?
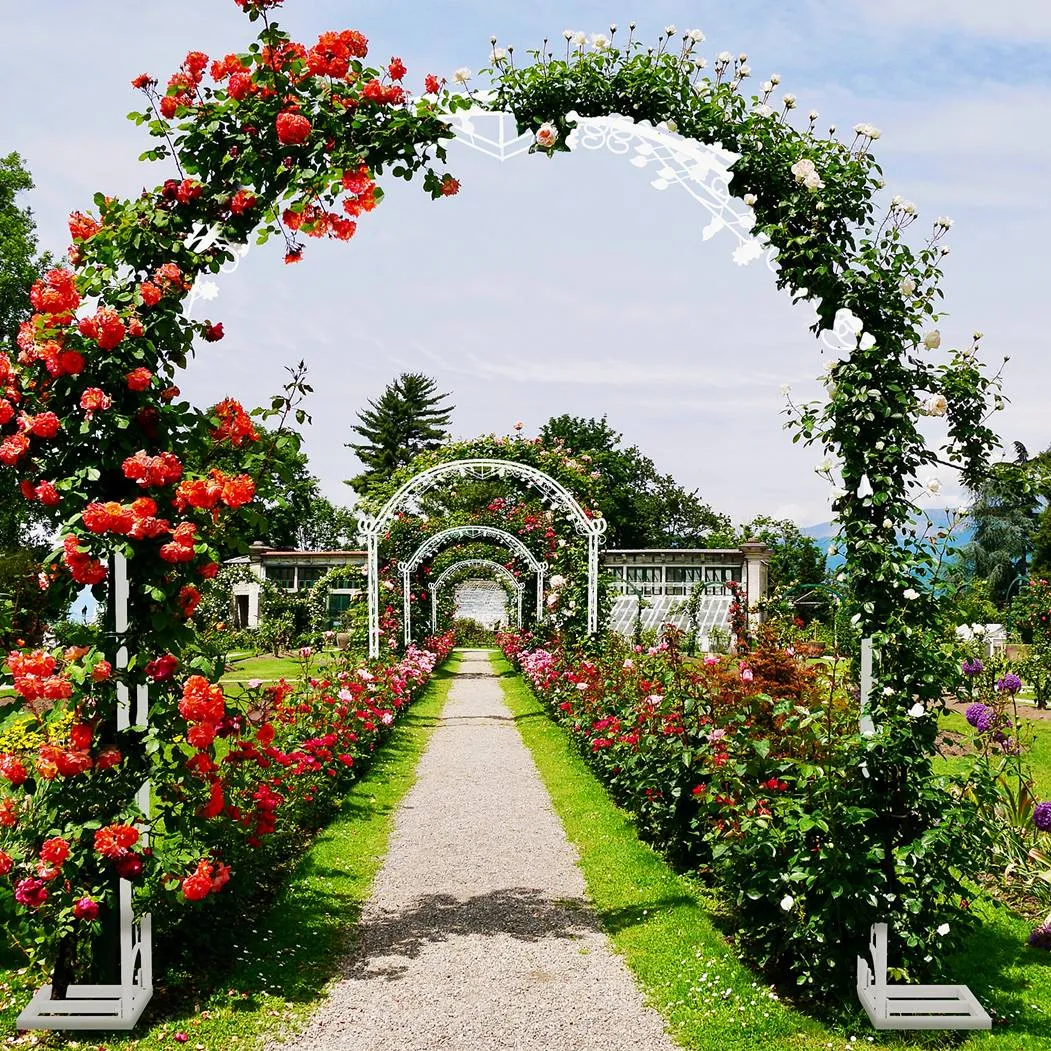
left=801, top=509, right=973, bottom=569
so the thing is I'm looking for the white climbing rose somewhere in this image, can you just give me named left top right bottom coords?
left=908, top=702, right=926, bottom=718
left=780, top=894, right=794, bottom=911
left=937, top=923, right=950, bottom=936
left=791, top=158, right=817, bottom=185
left=923, top=330, right=942, bottom=350
left=453, top=67, right=472, bottom=84
left=535, top=122, right=559, bottom=149
left=925, top=394, right=948, bottom=416
left=903, top=588, right=920, bottom=600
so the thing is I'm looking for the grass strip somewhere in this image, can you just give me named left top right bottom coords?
left=492, top=652, right=1051, bottom=1051
left=0, top=652, right=460, bottom=1048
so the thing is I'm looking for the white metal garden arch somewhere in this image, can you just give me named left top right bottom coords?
left=357, top=458, right=605, bottom=656
left=397, top=524, right=546, bottom=646
left=430, top=558, right=524, bottom=632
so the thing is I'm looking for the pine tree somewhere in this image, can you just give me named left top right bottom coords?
left=347, top=373, right=454, bottom=496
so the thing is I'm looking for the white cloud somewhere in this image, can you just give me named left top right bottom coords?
left=853, top=0, right=1051, bottom=41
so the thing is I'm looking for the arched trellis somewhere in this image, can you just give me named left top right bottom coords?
left=358, top=459, right=605, bottom=656
left=397, top=524, right=546, bottom=646
left=430, top=558, right=524, bottom=632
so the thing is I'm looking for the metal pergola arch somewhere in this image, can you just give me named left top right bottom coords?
left=429, top=558, right=525, bottom=633
left=357, top=458, right=606, bottom=656
left=397, top=524, right=545, bottom=647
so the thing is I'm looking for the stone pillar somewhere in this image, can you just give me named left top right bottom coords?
left=739, top=540, right=771, bottom=627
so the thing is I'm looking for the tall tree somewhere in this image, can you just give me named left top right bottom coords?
left=346, top=372, right=454, bottom=497
left=958, top=442, right=1051, bottom=606
left=739, top=516, right=827, bottom=595
left=538, top=414, right=732, bottom=547
left=0, top=153, right=60, bottom=645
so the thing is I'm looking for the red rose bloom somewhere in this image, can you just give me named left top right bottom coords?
left=94, top=823, right=140, bottom=859
left=73, top=897, right=100, bottom=921
left=14, top=878, right=48, bottom=909
left=388, top=57, right=407, bottom=81
left=39, top=837, right=70, bottom=867
left=276, top=111, right=311, bottom=145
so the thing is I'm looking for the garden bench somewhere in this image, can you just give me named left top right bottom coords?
left=856, top=923, right=991, bottom=1030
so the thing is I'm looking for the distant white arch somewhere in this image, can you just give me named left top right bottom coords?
left=397, top=524, right=546, bottom=646
left=430, top=558, right=524, bottom=632
left=357, top=458, right=606, bottom=655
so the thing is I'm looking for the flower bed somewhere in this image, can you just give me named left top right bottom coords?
left=0, top=630, right=455, bottom=983
left=498, top=629, right=992, bottom=1001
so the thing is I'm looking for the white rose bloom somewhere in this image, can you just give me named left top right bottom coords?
left=899, top=277, right=916, bottom=295
left=955, top=625, right=973, bottom=641
left=717, top=50, right=733, bottom=63
left=859, top=332, right=877, bottom=350
left=563, top=29, right=574, bottom=40
left=783, top=93, right=797, bottom=109
left=535, top=122, right=559, bottom=149
left=761, top=80, right=773, bottom=93
left=902, top=201, right=917, bottom=215
left=753, top=103, right=773, bottom=117
left=490, top=47, right=507, bottom=62
left=818, top=457, right=833, bottom=474
left=803, top=170, right=824, bottom=191
left=903, top=588, right=921, bottom=600
left=779, top=384, right=792, bottom=396
left=790, top=157, right=816, bottom=184
left=694, top=57, right=708, bottom=70
left=923, top=330, right=942, bottom=350
left=770, top=72, right=781, bottom=84
left=891, top=194, right=904, bottom=208
left=925, top=394, right=948, bottom=417
left=738, top=64, right=751, bottom=77
left=924, top=477, right=942, bottom=495
left=972, top=623, right=986, bottom=636
left=780, top=894, right=795, bottom=911
left=548, top=574, right=567, bottom=589
left=573, top=31, right=587, bottom=45
left=590, top=33, right=609, bottom=50
left=836, top=308, right=864, bottom=336
left=743, top=193, right=758, bottom=206
left=738, top=52, right=748, bottom=62
left=453, top=66, right=472, bottom=84
left=937, top=923, right=950, bottom=936
left=808, top=109, right=819, bottom=120
left=908, top=702, right=926, bottom=718
left=935, top=215, right=954, bottom=229
left=857, top=474, right=874, bottom=499
left=687, top=29, right=705, bottom=42
left=665, top=24, right=677, bottom=36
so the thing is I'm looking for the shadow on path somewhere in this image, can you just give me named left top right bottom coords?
left=342, top=887, right=599, bottom=981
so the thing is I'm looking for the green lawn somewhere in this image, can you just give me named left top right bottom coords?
left=936, top=710, right=1051, bottom=800
left=493, top=652, right=1051, bottom=1051
left=0, top=653, right=461, bottom=1047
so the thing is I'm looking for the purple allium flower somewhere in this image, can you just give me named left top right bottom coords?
left=1035, top=801, right=1051, bottom=832
left=965, top=702, right=993, bottom=729
left=1029, top=922, right=1051, bottom=950
left=996, top=673, right=1023, bottom=694
left=962, top=657, right=984, bottom=677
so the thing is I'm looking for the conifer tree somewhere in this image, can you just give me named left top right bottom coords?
left=347, top=372, right=454, bottom=496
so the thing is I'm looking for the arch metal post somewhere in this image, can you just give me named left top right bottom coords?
left=18, top=553, right=153, bottom=1031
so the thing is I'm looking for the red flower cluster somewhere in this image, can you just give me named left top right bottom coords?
left=94, top=823, right=139, bottom=859
left=78, top=306, right=126, bottom=350
left=160, top=521, right=198, bottom=563
left=123, top=450, right=184, bottom=488
left=276, top=111, right=312, bottom=145
left=62, top=535, right=107, bottom=585
left=126, top=367, right=153, bottom=391
left=306, top=29, right=368, bottom=78
left=181, top=857, right=231, bottom=901
left=145, top=653, right=179, bottom=681
left=230, top=189, right=257, bottom=215
left=211, top=398, right=258, bottom=446
left=29, top=269, right=80, bottom=320
left=175, top=469, right=255, bottom=512
left=180, top=675, right=225, bottom=747
left=68, top=211, right=101, bottom=242
left=19, top=479, right=61, bottom=506
left=79, top=387, right=113, bottom=416
left=362, top=79, right=405, bottom=106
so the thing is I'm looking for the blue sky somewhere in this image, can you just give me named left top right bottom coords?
left=3, top=0, right=1049, bottom=528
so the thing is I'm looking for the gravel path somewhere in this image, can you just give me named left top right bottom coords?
left=273, top=649, right=679, bottom=1051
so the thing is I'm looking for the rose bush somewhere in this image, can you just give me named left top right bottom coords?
left=500, top=629, right=990, bottom=1000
